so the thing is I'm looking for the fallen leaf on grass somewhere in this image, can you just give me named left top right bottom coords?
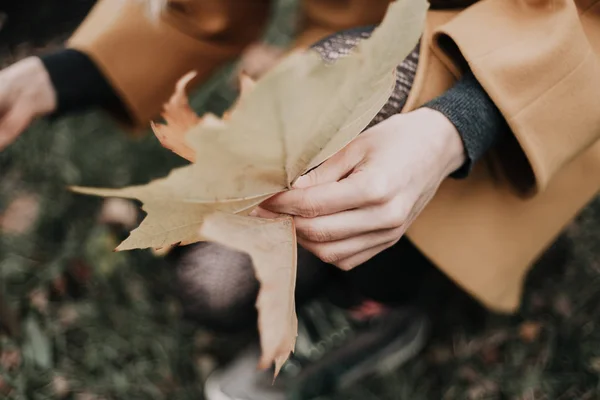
left=0, top=192, right=40, bottom=235
left=458, top=366, right=480, bottom=383
left=0, top=376, right=13, bottom=396
left=467, top=380, right=499, bottom=400
left=519, top=321, right=543, bottom=343
left=0, top=293, right=20, bottom=337
left=589, top=357, right=600, bottom=373
left=75, top=393, right=104, bottom=400
left=52, top=375, right=70, bottom=398
left=480, top=345, right=500, bottom=365
left=553, top=293, right=573, bottom=317
left=0, top=348, right=21, bottom=371
left=57, top=305, right=79, bottom=328
left=28, top=288, right=49, bottom=314
left=71, top=0, right=428, bottom=376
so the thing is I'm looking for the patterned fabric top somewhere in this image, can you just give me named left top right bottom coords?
left=310, top=26, right=420, bottom=128
left=309, top=25, right=508, bottom=178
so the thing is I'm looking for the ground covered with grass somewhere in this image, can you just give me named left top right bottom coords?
left=1, top=1, right=600, bottom=399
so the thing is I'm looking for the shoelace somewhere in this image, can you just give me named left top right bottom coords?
left=279, top=301, right=358, bottom=378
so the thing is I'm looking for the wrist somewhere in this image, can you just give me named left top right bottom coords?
left=412, top=107, right=466, bottom=176
left=18, top=57, right=57, bottom=115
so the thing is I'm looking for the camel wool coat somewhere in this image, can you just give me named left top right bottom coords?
left=67, top=0, right=600, bottom=313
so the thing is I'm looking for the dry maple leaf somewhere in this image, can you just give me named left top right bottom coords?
left=150, top=244, right=177, bottom=257
left=71, top=0, right=428, bottom=377
left=223, top=73, right=256, bottom=120
left=71, top=186, right=267, bottom=251
left=151, top=71, right=200, bottom=162
left=200, top=212, right=297, bottom=376
left=152, top=72, right=255, bottom=162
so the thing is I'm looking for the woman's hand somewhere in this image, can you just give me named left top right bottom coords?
left=256, top=108, right=466, bottom=271
left=0, top=57, right=56, bottom=150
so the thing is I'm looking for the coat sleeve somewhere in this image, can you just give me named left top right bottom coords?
left=66, top=0, right=271, bottom=131
left=430, top=0, right=600, bottom=195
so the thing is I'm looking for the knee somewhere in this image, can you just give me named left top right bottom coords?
left=172, top=242, right=259, bottom=332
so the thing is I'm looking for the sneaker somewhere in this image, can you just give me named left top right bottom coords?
left=204, top=300, right=430, bottom=400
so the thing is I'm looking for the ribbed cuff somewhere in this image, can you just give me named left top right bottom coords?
left=39, top=49, right=129, bottom=121
left=423, top=71, right=508, bottom=178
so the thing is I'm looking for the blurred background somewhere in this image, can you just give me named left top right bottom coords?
left=1, top=1, right=600, bottom=399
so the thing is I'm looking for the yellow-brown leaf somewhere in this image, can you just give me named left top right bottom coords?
left=200, top=212, right=297, bottom=376
left=151, top=71, right=201, bottom=162
left=70, top=0, right=429, bottom=378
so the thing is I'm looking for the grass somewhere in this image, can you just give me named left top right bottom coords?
left=1, top=1, right=600, bottom=399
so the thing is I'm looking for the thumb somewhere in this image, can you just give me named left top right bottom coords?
left=293, top=144, right=364, bottom=189
left=0, top=105, right=33, bottom=150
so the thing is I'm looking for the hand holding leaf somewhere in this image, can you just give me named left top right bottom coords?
left=71, top=0, right=428, bottom=377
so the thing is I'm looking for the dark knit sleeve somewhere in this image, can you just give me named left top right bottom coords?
left=39, top=49, right=131, bottom=122
left=423, top=70, right=509, bottom=178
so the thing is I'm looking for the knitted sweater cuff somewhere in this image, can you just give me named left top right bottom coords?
left=423, top=70, right=508, bottom=179
left=39, top=49, right=129, bottom=121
